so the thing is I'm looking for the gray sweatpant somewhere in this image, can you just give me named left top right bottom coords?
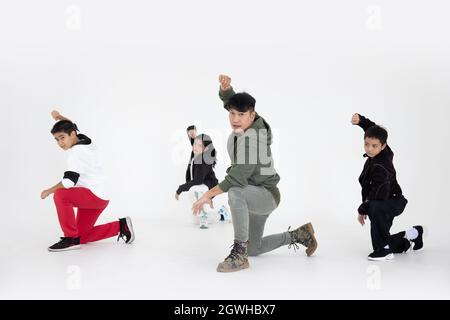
left=228, top=185, right=291, bottom=256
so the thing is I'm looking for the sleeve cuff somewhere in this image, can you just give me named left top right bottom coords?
left=358, top=201, right=369, bottom=214
left=63, top=171, right=80, bottom=186
left=62, top=178, right=75, bottom=188
left=218, top=179, right=233, bottom=193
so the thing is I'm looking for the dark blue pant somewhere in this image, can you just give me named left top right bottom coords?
left=367, top=195, right=409, bottom=252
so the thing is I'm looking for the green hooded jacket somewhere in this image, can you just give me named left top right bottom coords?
left=218, top=88, right=281, bottom=205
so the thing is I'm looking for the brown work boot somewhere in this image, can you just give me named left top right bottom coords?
left=288, top=222, right=318, bottom=256
left=217, top=241, right=249, bottom=273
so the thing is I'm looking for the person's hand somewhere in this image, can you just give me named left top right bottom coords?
left=41, top=189, right=51, bottom=199
left=175, top=193, right=180, bottom=200
left=219, top=74, right=231, bottom=91
left=187, top=129, right=197, bottom=139
left=51, top=110, right=63, bottom=121
left=358, top=214, right=367, bottom=226
left=192, top=195, right=213, bottom=215
left=351, top=113, right=360, bottom=125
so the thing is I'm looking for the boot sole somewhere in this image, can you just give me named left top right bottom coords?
left=305, top=223, right=318, bottom=257
left=48, top=244, right=81, bottom=252
left=216, top=262, right=250, bottom=273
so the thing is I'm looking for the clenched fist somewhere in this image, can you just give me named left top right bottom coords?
left=219, top=74, right=231, bottom=91
left=351, top=113, right=360, bottom=125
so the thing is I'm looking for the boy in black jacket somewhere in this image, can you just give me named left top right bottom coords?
left=352, top=113, right=424, bottom=261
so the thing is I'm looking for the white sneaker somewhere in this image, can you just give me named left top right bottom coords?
left=200, top=212, right=208, bottom=229
left=218, top=205, right=232, bottom=223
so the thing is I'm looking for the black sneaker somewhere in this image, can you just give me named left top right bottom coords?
left=48, top=237, right=81, bottom=252
left=411, top=225, right=423, bottom=251
left=368, top=248, right=394, bottom=261
left=118, top=216, right=135, bottom=244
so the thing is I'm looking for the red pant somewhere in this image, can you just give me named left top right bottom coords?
left=53, top=188, right=120, bottom=244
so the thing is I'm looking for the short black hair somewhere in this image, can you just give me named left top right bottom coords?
left=51, top=120, right=78, bottom=135
left=225, top=92, right=256, bottom=112
left=365, top=125, right=388, bottom=145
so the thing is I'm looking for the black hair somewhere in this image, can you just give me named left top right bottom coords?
left=186, top=125, right=196, bottom=131
left=51, top=120, right=79, bottom=135
left=225, top=92, right=256, bottom=113
left=365, top=125, right=388, bottom=145
left=195, top=133, right=217, bottom=167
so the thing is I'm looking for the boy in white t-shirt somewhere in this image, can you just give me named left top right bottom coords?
left=40, top=110, right=135, bottom=252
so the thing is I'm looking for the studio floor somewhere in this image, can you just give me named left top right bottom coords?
left=1, top=214, right=448, bottom=300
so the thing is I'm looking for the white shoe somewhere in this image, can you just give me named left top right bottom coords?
left=200, top=212, right=208, bottom=229
left=218, top=206, right=232, bottom=223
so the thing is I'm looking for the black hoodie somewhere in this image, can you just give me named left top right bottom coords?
left=357, top=115, right=404, bottom=214
left=177, top=153, right=219, bottom=195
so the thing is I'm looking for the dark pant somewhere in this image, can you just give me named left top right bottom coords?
left=367, top=195, right=408, bottom=252
left=388, top=231, right=411, bottom=254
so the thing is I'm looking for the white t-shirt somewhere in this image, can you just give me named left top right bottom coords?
left=61, top=135, right=110, bottom=200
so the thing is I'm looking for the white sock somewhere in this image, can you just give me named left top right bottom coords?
left=384, top=245, right=390, bottom=249
left=405, top=228, right=419, bottom=241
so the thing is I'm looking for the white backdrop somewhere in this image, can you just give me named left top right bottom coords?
left=0, top=0, right=449, bottom=299
left=1, top=0, right=449, bottom=221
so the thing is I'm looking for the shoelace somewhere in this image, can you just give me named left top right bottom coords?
left=226, top=243, right=244, bottom=260
left=117, top=222, right=126, bottom=242
left=117, top=219, right=131, bottom=242
left=117, top=228, right=129, bottom=242
left=288, top=242, right=300, bottom=252
left=287, top=226, right=300, bottom=252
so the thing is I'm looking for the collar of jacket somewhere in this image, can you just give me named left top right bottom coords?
left=362, top=146, right=389, bottom=159
left=74, top=134, right=92, bottom=146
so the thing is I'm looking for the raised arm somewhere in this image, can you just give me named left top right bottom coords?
left=351, top=113, right=376, bottom=132
left=218, top=74, right=236, bottom=109
left=51, top=110, right=71, bottom=122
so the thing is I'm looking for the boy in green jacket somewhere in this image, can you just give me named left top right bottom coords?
left=193, top=75, right=318, bottom=272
